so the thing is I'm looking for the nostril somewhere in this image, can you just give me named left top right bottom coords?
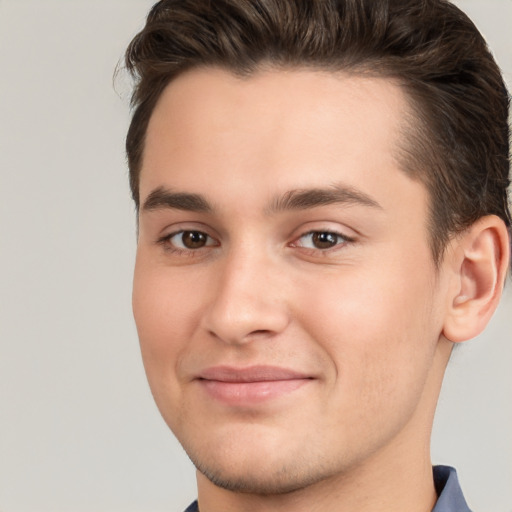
left=249, top=329, right=273, bottom=337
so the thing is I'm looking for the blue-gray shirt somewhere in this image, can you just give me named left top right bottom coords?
left=184, top=465, right=471, bottom=512
left=433, top=466, right=472, bottom=512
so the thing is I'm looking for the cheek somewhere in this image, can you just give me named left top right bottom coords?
left=133, top=253, right=203, bottom=345
left=298, top=267, right=433, bottom=339
left=293, top=258, right=439, bottom=398
left=132, top=260, right=206, bottom=431
left=132, top=257, right=200, bottom=392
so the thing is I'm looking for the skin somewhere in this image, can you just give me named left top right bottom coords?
left=132, top=68, right=508, bottom=512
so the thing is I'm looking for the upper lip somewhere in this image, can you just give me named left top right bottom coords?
left=197, top=365, right=313, bottom=383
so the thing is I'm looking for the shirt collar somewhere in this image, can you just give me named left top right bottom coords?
left=432, top=465, right=472, bottom=512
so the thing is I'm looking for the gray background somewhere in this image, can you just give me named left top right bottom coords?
left=0, top=1, right=510, bottom=511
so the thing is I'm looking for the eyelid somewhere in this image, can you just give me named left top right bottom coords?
left=290, top=228, right=356, bottom=252
left=171, top=230, right=217, bottom=248
left=155, top=220, right=219, bottom=242
left=156, top=228, right=220, bottom=254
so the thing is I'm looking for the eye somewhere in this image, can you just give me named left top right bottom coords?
left=294, top=231, right=352, bottom=250
left=163, top=230, right=217, bottom=250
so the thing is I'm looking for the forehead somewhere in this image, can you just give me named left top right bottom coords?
left=141, top=67, right=423, bottom=216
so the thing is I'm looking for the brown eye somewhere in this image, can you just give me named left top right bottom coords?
left=311, top=232, right=339, bottom=249
left=294, top=231, right=351, bottom=251
left=181, top=231, right=207, bottom=249
left=163, top=230, right=217, bottom=251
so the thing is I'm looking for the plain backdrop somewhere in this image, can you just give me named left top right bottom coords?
left=0, top=1, right=510, bottom=511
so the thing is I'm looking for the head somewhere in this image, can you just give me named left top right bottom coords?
left=125, top=0, right=511, bottom=503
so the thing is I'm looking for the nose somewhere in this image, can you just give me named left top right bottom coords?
left=200, top=248, right=290, bottom=345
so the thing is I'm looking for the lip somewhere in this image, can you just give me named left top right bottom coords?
left=196, top=365, right=313, bottom=406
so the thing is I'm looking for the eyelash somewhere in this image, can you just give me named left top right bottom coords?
left=156, top=230, right=218, bottom=255
left=156, top=229, right=355, bottom=256
left=291, top=230, right=355, bottom=252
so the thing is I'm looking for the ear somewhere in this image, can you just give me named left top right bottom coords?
left=442, top=215, right=510, bottom=343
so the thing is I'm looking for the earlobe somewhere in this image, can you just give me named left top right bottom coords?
left=442, top=215, right=510, bottom=343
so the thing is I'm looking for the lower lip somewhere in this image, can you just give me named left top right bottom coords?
left=199, top=378, right=311, bottom=406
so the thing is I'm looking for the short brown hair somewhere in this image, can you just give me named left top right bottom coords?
left=124, top=0, right=511, bottom=263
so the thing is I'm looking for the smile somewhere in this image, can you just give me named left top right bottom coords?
left=196, top=365, right=314, bottom=406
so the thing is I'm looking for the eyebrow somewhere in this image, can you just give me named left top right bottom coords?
left=142, top=186, right=213, bottom=213
left=141, top=183, right=382, bottom=215
left=267, top=184, right=382, bottom=213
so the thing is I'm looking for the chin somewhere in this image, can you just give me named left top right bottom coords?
left=186, top=441, right=338, bottom=495
left=194, top=461, right=327, bottom=495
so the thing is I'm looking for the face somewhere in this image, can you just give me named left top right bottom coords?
left=133, top=68, right=452, bottom=495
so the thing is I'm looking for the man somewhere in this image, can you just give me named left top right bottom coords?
left=124, top=0, right=511, bottom=510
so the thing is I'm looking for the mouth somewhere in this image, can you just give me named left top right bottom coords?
left=195, top=365, right=314, bottom=406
